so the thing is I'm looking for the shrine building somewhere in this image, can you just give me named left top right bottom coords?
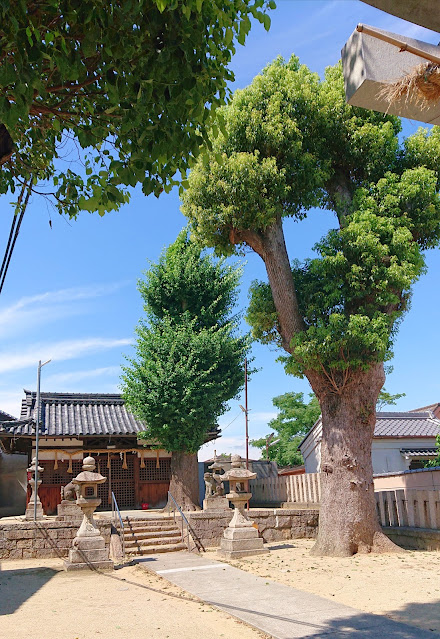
left=0, top=390, right=218, bottom=515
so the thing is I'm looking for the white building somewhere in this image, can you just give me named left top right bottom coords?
left=299, top=411, right=440, bottom=475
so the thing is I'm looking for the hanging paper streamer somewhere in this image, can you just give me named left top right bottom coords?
left=122, top=451, right=128, bottom=470
left=54, top=451, right=58, bottom=470
left=67, top=454, right=73, bottom=474
left=140, top=452, right=145, bottom=468
left=156, top=449, right=160, bottom=469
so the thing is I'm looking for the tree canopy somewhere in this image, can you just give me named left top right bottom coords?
left=182, top=56, right=440, bottom=387
left=251, top=392, right=320, bottom=467
left=0, top=0, right=273, bottom=218
left=121, top=231, right=249, bottom=454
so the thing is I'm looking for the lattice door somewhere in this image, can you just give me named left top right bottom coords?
left=96, top=453, right=135, bottom=509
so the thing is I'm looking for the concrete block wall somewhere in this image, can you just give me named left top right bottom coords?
left=0, top=520, right=111, bottom=560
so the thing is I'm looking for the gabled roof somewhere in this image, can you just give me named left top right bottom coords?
left=0, top=390, right=219, bottom=441
left=300, top=410, right=440, bottom=452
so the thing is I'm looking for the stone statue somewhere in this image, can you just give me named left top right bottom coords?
left=61, top=481, right=79, bottom=502
left=204, top=472, right=216, bottom=498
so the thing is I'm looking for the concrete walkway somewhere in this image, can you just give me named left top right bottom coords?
left=135, top=551, right=440, bottom=639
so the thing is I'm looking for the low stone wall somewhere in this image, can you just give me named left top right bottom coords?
left=0, top=520, right=112, bottom=560
left=385, top=526, right=440, bottom=551
left=186, top=508, right=319, bottom=548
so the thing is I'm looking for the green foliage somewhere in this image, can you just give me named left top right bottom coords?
left=182, top=56, right=440, bottom=383
left=376, top=388, right=406, bottom=410
left=422, top=434, right=440, bottom=468
left=0, top=0, right=273, bottom=217
left=251, top=392, right=320, bottom=466
left=121, top=231, right=249, bottom=453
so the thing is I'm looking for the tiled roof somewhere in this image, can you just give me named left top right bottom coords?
left=373, top=411, right=440, bottom=438
left=0, top=390, right=220, bottom=442
left=300, top=410, right=440, bottom=450
left=400, top=448, right=438, bottom=457
left=0, top=409, right=16, bottom=422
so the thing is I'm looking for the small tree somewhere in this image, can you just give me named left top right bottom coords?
left=251, top=392, right=320, bottom=466
left=122, top=232, right=249, bottom=509
left=182, top=56, right=440, bottom=554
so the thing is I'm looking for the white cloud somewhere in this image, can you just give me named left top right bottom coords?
left=0, top=337, right=132, bottom=374
left=199, top=437, right=262, bottom=462
left=44, top=366, right=121, bottom=388
left=0, top=389, right=23, bottom=419
left=0, top=282, right=127, bottom=338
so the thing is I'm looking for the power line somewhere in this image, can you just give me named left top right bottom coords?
left=0, top=180, right=32, bottom=295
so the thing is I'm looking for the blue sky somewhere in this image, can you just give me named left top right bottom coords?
left=1, top=1, right=439, bottom=460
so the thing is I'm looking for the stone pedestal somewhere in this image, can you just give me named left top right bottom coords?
left=56, top=500, right=83, bottom=522
left=25, top=499, right=44, bottom=520
left=64, top=534, right=113, bottom=571
left=203, top=496, right=230, bottom=511
left=218, top=503, right=268, bottom=559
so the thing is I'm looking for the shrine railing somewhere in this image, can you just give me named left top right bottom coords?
left=167, top=491, right=205, bottom=553
left=375, top=488, right=440, bottom=530
left=111, top=491, right=126, bottom=561
left=250, top=473, right=321, bottom=506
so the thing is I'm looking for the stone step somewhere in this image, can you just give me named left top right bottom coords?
left=125, top=535, right=183, bottom=548
left=126, top=542, right=187, bottom=555
left=123, top=529, right=180, bottom=541
left=123, top=520, right=175, bottom=528
left=123, top=521, right=178, bottom=529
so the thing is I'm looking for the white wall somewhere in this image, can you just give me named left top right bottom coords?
left=301, top=432, right=437, bottom=475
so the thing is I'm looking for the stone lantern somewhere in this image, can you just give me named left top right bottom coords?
left=24, top=457, right=44, bottom=520
left=64, top=456, right=113, bottom=571
left=218, top=454, right=268, bottom=559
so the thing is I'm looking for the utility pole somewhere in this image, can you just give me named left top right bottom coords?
left=239, top=358, right=250, bottom=470
left=244, top=357, right=249, bottom=470
left=34, top=359, right=51, bottom=521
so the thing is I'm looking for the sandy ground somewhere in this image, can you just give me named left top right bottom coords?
left=211, top=539, right=440, bottom=634
left=0, top=558, right=268, bottom=639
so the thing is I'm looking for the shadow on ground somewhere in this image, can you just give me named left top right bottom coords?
left=0, top=567, right=58, bottom=615
left=203, top=597, right=440, bottom=638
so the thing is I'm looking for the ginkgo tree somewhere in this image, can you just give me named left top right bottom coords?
left=182, top=56, right=440, bottom=555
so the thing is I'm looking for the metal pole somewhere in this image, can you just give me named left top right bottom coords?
left=245, top=358, right=249, bottom=470
left=34, top=359, right=51, bottom=522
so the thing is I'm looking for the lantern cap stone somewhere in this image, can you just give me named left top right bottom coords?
left=72, top=455, right=107, bottom=484
left=82, top=456, right=96, bottom=471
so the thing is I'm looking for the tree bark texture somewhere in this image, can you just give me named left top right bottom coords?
left=231, top=218, right=304, bottom=351
left=0, top=124, right=13, bottom=165
left=308, top=363, right=400, bottom=556
left=167, top=451, right=200, bottom=511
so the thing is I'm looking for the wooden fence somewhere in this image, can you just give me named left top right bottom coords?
left=250, top=473, right=321, bottom=506
left=375, top=489, right=440, bottom=530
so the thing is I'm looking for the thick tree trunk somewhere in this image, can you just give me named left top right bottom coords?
left=308, top=363, right=400, bottom=556
left=167, top=451, right=200, bottom=511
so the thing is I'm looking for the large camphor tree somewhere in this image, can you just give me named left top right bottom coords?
left=181, top=56, right=440, bottom=555
left=121, top=232, right=249, bottom=509
left=0, top=0, right=273, bottom=218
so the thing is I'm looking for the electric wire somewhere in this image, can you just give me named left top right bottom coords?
left=0, top=179, right=32, bottom=294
